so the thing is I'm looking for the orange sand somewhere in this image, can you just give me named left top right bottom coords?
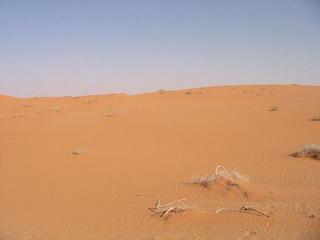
left=1, top=85, right=320, bottom=239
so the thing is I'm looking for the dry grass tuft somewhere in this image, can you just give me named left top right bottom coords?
left=70, top=148, right=88, bottom=156
left=42, top=106, right=61, bottom=112
left=191, top=175, right=215, bottom=188
left=83, top=99, right=98, bottom=104
left=291, top=144, right=320, bottom=160
left=105, top=107, right=119, bottom=117
left=191, top=165, right=248, bottom=188
left=310, top=116, right=320, bottom=121
left=268, top=106, right=278, bottom=111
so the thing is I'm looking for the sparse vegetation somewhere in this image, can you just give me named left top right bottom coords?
left=269, top=106, right=278, bottom=111
left=158, top=89, right=165, bottom=94
left=83, top=99, right=98, bottom=104
left=191, top=174, right=215, bottom=188
left=190, top=165, right=248, bottom=188
left=42, top=107, right=60, bottom=112
left=105, top=107, right=119, bottom=117
left=291, top=144, right=320, bottom=160
left=70, top=148, right=88, bottom=156
left=185, top=91, right=192, bottom=95
left=310, top=116, right=320, bottom=121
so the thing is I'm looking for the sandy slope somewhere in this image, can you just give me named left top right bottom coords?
left=0, top=84, right=320, bottom=240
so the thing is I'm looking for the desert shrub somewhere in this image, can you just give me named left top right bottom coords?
left=191, top=175, right=215, bottom=188
left=292, top=144, right=320, bottom=160
left=269, top=106, right=278, bottom=111
left=191, top=165, right=248, bottom=188
left=105, top=107, right=118, bottom=117
left=310, top=116, right=320, bottom=121
left=70, top=148, right=88, bottom=156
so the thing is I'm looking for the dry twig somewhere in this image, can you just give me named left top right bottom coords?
left=148, top=198, right=189, bottom=218
left=216, top=205, right=270, bottom=217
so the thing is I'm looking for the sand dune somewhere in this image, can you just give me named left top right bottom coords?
left=1, top=85, right=320, bottom=239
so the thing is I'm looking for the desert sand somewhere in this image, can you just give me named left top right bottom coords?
left=0, top=84, right=320, bottom=240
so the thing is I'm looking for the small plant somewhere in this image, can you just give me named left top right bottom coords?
left=310, top=116, right=320, bottom=121
left=158, top=89, right=165, bottom=94
left=191, top=175, right=215, bottom=188
left=185, top=91, right=192, bottom=95
left=83, top=99, right=98, bottom=104
left=70, top=148, right=88, bottom=156
left=42, top=107, right=60, bottom=112
left=105, top=107, right=118, bottom=117
left=190, top=165, right=248, bottom=188
left=269, top=106, right=278, bottom=111
left=52, top=107, right=60, bottom=112
left=291, top=144, right=320, bottom=160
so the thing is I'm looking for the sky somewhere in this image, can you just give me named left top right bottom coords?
left=0, top=0, right=319, bottom=97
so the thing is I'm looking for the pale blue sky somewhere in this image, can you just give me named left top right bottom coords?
left=0, top=0, right=319, bottom=97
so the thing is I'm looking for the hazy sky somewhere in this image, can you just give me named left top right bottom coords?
left=0, top=0, right=319, bottom=97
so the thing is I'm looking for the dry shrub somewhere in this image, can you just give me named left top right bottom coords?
left=191, top=165, right=248, bottom=188
left=310, top=116, right=320, bottom=121
left=83, top=99, right=98, bottom=104
left=292, top=144, right=320, bottom=160
left=70, top=148, right=88, bottom=156
left=42, top=106, right=60, bottom=112
left=105, top=107, right=119, bottom=117
left=269, top=106, right=278, bottom=111
left=191, top=175, right=215, bottom=188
